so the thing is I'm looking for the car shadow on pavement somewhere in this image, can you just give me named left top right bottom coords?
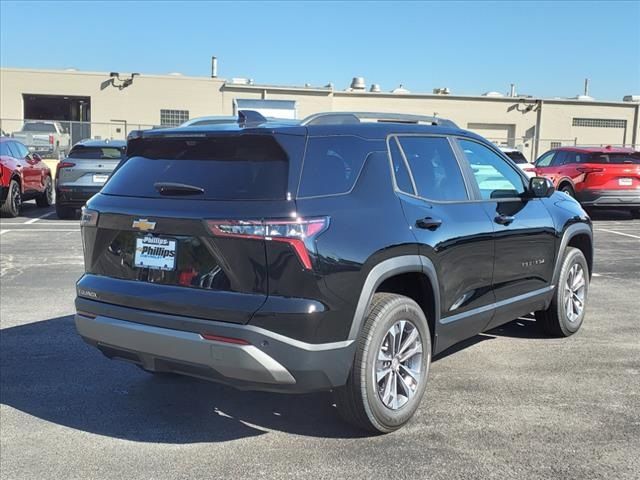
left=587, top=208, right=636, bottom=221
left=0, top=315, right=367, bottom=443
left=486, top=316, right=548, bottom=339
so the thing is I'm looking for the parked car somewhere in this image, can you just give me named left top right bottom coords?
left=75, top=111, right=593, bottom=433
left=500, top=147, right=536, bottom=177
left=12, top=121, right=72, bottom=158
left=0, top=137, right=53, bottom=217
left=55, top=139, right=126, bottom=219
left=534, top=146, right=640, bottom=217
left=179, top=116, right=236, bottom=127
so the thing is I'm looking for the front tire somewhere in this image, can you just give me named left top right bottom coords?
left=334, top=293, right=431, bottom=433
left=630, top=209, right=640, bottom=219
left=535, top=247, right=589, bottom=337
left=36, top=177, right=54, bottom=208
left=1, top=179, right=22, bottom=218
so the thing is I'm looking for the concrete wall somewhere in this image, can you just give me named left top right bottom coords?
left=1, top=67, right=638, bottom=159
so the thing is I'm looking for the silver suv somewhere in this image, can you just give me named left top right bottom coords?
left=55, top=139, right=125, bottom=218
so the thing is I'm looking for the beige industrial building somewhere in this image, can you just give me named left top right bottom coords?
left=1, top=66, right=638, bottom=161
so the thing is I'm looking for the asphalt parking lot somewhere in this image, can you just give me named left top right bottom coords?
left=1, top=203, right=639, bottom=480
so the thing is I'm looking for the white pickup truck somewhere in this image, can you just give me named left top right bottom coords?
left=12, top=121, right=71, bottom=158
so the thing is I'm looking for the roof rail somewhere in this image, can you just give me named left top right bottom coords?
left=301, top=112, right=458, bottom=128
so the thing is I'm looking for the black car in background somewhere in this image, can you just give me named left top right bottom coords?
left=74, top=111, right=593, bottom=433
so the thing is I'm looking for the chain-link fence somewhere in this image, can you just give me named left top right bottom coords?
left=0, top=118, right=157, bottom=158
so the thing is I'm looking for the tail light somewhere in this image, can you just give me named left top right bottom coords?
left=576, top=167, right=604, bottom=174
left=207, top=217, right=329, bottom=270
left=49, top=135, right=54, bottom=145
left=56, top=161, right=75, bottom=176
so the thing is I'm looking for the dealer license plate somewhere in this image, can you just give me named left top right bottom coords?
left=93, top=174, right=109, bottom=184
left=134, top=235, right=177, bottom=271
left=619, top=178, right=632, bottom=186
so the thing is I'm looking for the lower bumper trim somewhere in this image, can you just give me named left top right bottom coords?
left=76, top=314, right=296, bottom=385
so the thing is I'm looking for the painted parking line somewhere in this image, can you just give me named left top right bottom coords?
left=596, top=228, right=640, bottom=240
left=0, top=229, right=79, bottom=233
left=23, top=211, right=55, bottom=224
left=0, top=230, right=8, bottom=236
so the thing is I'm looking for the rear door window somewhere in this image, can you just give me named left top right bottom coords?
left=396, top=136, right=468, bottom=201
left=103, top=135, right=289, bottom=201
left=298, top=136, right=374, bottom=197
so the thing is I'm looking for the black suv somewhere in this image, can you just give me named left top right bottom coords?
left=75, top=111, right=593, bottom=433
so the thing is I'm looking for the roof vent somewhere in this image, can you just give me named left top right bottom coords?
left=391, top=84, right=410, bottom=94
left=623, top=95, right=640, bottom=102
left=350, top=77, right=366, bottom=90
left=168, top=72, right=183, bottom=76
left=574, top=95, right=594, bottom=101
left=433, top=87, right=451, bottom=95
left=230, top=77, right=250, bottom=85
left=482, top=91, right=504, bottom=97
left=370, top=84, right=381, bottom=93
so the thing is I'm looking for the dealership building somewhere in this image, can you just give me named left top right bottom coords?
left=1, top=66, right=638, bottom=160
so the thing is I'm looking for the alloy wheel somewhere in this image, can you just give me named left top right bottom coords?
left=564, top=263, right=586, bottom=323
left=375, top=320, right=423, bottom=410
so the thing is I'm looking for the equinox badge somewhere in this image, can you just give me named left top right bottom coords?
left=132, top=219, right=156, bottom=232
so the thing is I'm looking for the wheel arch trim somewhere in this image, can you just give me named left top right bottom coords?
left=552, top=222, right=593, bottom=287
left=347, top=255, right=441, bottom=341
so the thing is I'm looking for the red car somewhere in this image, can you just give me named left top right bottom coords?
left=0, top=137, right=54, bottom=217
left=535, top=146, right=640, bottom=217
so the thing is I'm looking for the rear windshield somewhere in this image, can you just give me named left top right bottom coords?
left=22, top=123, right=57, bottom=133
left=504, top=151, right=528, bottom=164
left=102, top=135, right=289, bottom=200
left=68, top=146, right=124, bottom=159
left=587, top=152, right=640, bottom=164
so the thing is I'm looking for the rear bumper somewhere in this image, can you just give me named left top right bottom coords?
left=56, top=186, right=101, bottom=207
left=74, top=298, right=355, bottom=393
left=576, top=189, right=640, bottom=207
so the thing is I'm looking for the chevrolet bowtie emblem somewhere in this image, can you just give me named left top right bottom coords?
left=132, top=219, right=156, bottom=231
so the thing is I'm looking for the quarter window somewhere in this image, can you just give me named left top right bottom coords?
left=388, top=137, right=414, bottom=194
left=396, top=136, right=468, bottom=201
left=458, top=139, right=525, bottom=200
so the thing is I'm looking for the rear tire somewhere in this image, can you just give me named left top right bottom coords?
left=56, top=204, right=76, bottom=219
left=334, top=293, right=431, bottom=433
left=535, top=247, right=589, bottom=337
left=36, top=177, right=54, bottom=208
left=1, top=179, right=21, bottom=218
left=630, top=209, right=640, bottom=219
left=560, top=184, right=575, bottom=198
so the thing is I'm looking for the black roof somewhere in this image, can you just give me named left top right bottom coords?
left=133, top=111, right=484, bottom=142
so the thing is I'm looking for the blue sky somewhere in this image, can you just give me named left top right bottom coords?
left=1, top=1, right=639, bottom=100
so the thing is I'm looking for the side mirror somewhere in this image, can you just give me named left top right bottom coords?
left=528, top=176, right=555, bottom=198
left=31, top=153, right=42, bottom=162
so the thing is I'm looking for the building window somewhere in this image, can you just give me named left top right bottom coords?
left=160, top=109, right=189, bottom=127
left=572, top=118, right=626, bottom=128
left=550, top=142, right=562, bottom=148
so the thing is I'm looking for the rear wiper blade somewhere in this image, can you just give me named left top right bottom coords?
left=154, top=182, right=205, bottom=195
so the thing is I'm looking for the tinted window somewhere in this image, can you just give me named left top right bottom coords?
left=536, top=151, right=556, bottom=167
left=588, top=152, right=640, bottom=164
left=0, top=142, right=11, bottom=157
left=504, top=151, right=528, bottom=164
left=388, top=137, right=414, bottom=193
left=22, top=123, right=57, bottom=133
left=458, top=139, right=525, bottom=200
left=103, top=135, right=289, bottom=201
left=299, top=136, right=372, bottom=197
left=12, top=142, right=29, bottom=158
left=397, top=136, right=468, bottom=201
left=68, top=146, right=124, bottom=159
